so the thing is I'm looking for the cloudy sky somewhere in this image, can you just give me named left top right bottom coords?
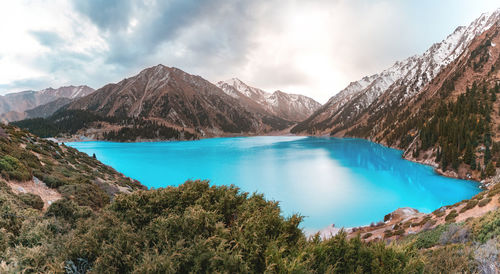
left=0, top=0, right=498, bottom=103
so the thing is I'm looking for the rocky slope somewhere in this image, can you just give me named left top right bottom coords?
left=66, top=65, right=294, bottom=137
left=0, top=124, right=143, bottom=208
left=292, top=9, right=500, bottom=180
left=292, top=9, right=500, bottom=136
left=217, top=78, right=321, bottom=122
left=0, top=85, right=94, bottom=122
left=16, top=65, right=316, bottom=141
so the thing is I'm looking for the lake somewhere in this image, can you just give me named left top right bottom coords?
left=67, top=136, right=480, bottom=231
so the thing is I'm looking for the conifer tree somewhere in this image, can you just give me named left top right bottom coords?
left=485, top=161, right=496, bottom=177
left=464, top=143, right=474, bottom=165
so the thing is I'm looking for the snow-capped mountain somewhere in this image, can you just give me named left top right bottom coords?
left=292, top=8, right=500, bottom=134
left=0, top=85, right=94, bottom=116
left=65, top=65, right=295, bottom=137
left=217, top=78, right=321, bottom=122
left=39, top=85, right=94, bottom=99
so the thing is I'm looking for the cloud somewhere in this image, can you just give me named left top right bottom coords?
left=0, top=77, right=53, bottom=91
left=29, top=31, right=64, bottom=47
left=0, top=0, right=499, bottom=102
left=72, top=0, right=134, bottom=32
left=71, top=0, right=260, bottom=77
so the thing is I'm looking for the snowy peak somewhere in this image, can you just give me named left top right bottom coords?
left=216, top=78, right=321, bottom=122
left=0, top=85, right=94, bottom=117
left=39, top=85, right=94, bottom=99
left=217, top=78, right=269, bottom=101
left=292, top=8, right=500, bottom=134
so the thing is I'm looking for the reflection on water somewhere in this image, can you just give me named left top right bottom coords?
left=68, top=136, right=480, bottom=230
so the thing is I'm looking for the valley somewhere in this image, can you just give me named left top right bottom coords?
left=1, top=5, right=500, bottom=272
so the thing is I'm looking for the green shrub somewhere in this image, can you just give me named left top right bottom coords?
left=63, top=180, right=416, bottom=273
left=41, top=175, right=66, bottom=188
left=460, top=200, right=478, bottom=213
left=445, top=210, right=458, bottom=222
left=45, top=199, right=92, bottom=224
left=433, top=209, right=446, bottom=217
left=408, top=224, right=450, bottom=249
left=472, top=210, right=500, bottom=243
left=478, top=198, right=491, bottom=207
left=362, top=232, right=372, bottom=239
left=421, top=244, right=475, bottom=273
left=0, top=155, right=31, bottom=181
left=18, top=193, right=44, bottom=210
left=58, top=183, right=110, bottom=209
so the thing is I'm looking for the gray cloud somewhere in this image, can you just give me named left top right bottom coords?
left=29, top=31, right=64, bottom=47
left=0, top=77, right=53, bottom=91
left=71, top=0, right=260, bottom=79
left=72, top=0, right=134, bottom=32
left=2, top=0, right=498, bottom=102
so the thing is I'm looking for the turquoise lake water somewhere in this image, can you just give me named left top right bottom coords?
left=67, top=136, right=480, bottom=231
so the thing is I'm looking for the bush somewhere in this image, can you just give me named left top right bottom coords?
left=478, top=198, right=491, bottom=207
left=474, top=239, right=499, bottom=273
left=62, top=180, right=416, bottom=273
left=0, top=155, right=31, bottom=181
left=45, top=199, right=92, bottom=224
left=409, top=224, right=450, bottom=249
left=18, top=193, right=44, bottom=210
left=460, top=200, right=478, bottom=213
left=445, top=210, right=458, bottom=222
left=58, top=183, right=110, bottom=209
left=422, top=244, right=475, bottom=273
left=362, top=232, right=372, bottom=239
left=41, top=175, right=66, bottom=188
left=472, top=210, right=500, bottom=243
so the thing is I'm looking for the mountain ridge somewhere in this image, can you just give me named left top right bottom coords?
left=216, top=78, right=321, bottom=122
left=292, top=9, right=500, bottom=136
left=0, top=85, right=94, bottom=122
left=292, top=9, right=500, bottom=181
left=15, top=65, right=318, bottom=141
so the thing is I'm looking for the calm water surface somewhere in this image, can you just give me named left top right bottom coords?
left=67, top=136, right=480, bottom=231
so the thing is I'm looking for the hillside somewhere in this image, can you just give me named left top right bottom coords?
left=14, top=65, right=311, bottom=141
left=0, top=85, right=94, bottom=122
left=292, top=10, right=500, bottom=137
left=292, top=10, right=500, bottom=181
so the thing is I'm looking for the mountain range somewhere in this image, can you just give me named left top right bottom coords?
left=0, top=85, right=94, bottom=122
left=293, top=9, right=500, bottom=179
left=9, top=9, right=500, bottom=179
left=11, top=66, right=320, bottom=141
left=292, top=9, right=500, bottom=136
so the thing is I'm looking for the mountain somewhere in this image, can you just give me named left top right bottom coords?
left=292, top=9, right=500, bottom=136
left=216, top=78, right=321, bottom=122
left=15, top=65, right=299, bottom=141
left=25, top=97, right=74, bottom=118
left=0, top=85, right=94, bottom=114
left=294, top=9, right=500, bottom=180
left=0, top=85, right=94, bottom=122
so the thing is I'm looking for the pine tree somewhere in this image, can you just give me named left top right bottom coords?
left=452, top=148, right=460, bottom=170
left=464, top=143, right=473, bottom=165
left=485, top=161, right=496, bottom=177
left=485, top=145, right=492, bottom=164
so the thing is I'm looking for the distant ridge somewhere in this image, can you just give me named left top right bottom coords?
left=0, top=85, right=94, bottom=122
left=14, top=65, right=318, bottom=141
